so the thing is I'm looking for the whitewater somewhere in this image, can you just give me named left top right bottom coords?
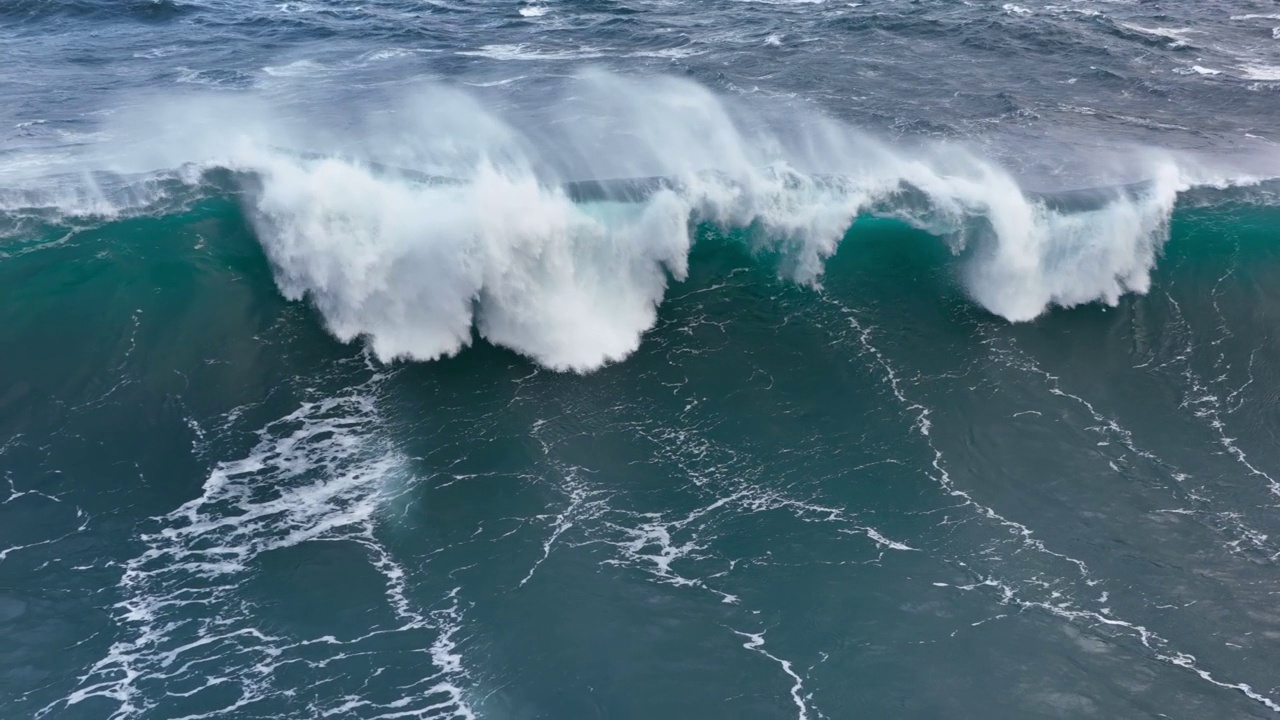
left=6, top=71, right=1276, bottom=371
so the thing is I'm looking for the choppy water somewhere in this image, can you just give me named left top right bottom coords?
left=4, top=1, right=1280, bottom=718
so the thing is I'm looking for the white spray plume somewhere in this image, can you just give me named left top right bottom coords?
left=9, top=70, right=1277, bottom=371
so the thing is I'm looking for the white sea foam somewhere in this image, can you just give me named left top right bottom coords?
left=825, top=299, right=1280, bottom=715
left=461, top=75, right=530, bottom=87
left=133, top=45, right=182, bottom=59
left=1238, top=63, right=1280, bottom=81
left=357, top=47, right=443, bottom=63
left=1120, top=24, right=1197, bottom=42
left=629, top=47, right=706, bottom=59
left=0, top=170, right=190, bottom=221
left=174, top=66, right=252, bottom=88
left=1172, top=65, right=1222, bottom=76
left=43, top=370, right=477, bottom=720
left=455, top=44, right=606, bottom=61
left=736, top=631, right=812, bottom=720
left=261, top=59, right=328, bottom=78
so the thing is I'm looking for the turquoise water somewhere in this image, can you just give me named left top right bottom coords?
left=5, top=188, right=1280, bottom=717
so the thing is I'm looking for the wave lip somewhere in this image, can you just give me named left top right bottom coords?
left=959, top=162, right=1185, bottom=323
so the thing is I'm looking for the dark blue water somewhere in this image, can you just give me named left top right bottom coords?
left=3, top=2, right=1280, bottom=718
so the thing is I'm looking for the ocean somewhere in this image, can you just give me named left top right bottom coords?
left=3, top=1, right=1280, bottom=718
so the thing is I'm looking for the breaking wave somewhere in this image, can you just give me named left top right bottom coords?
left=2, top=70, right=1277, bottom=371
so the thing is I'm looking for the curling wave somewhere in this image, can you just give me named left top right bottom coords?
left=2, top=71, right=1276, bottom=372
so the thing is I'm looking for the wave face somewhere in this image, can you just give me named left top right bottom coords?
left=5, top=175, right=1280, bottom=719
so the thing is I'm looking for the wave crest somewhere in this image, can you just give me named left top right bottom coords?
left=6, top=71, right=1274, bottom=371
left=249, top=156, right=693, bottom=371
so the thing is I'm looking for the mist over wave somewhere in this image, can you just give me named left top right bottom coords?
left=5, top=70, right=1275, bottom=371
